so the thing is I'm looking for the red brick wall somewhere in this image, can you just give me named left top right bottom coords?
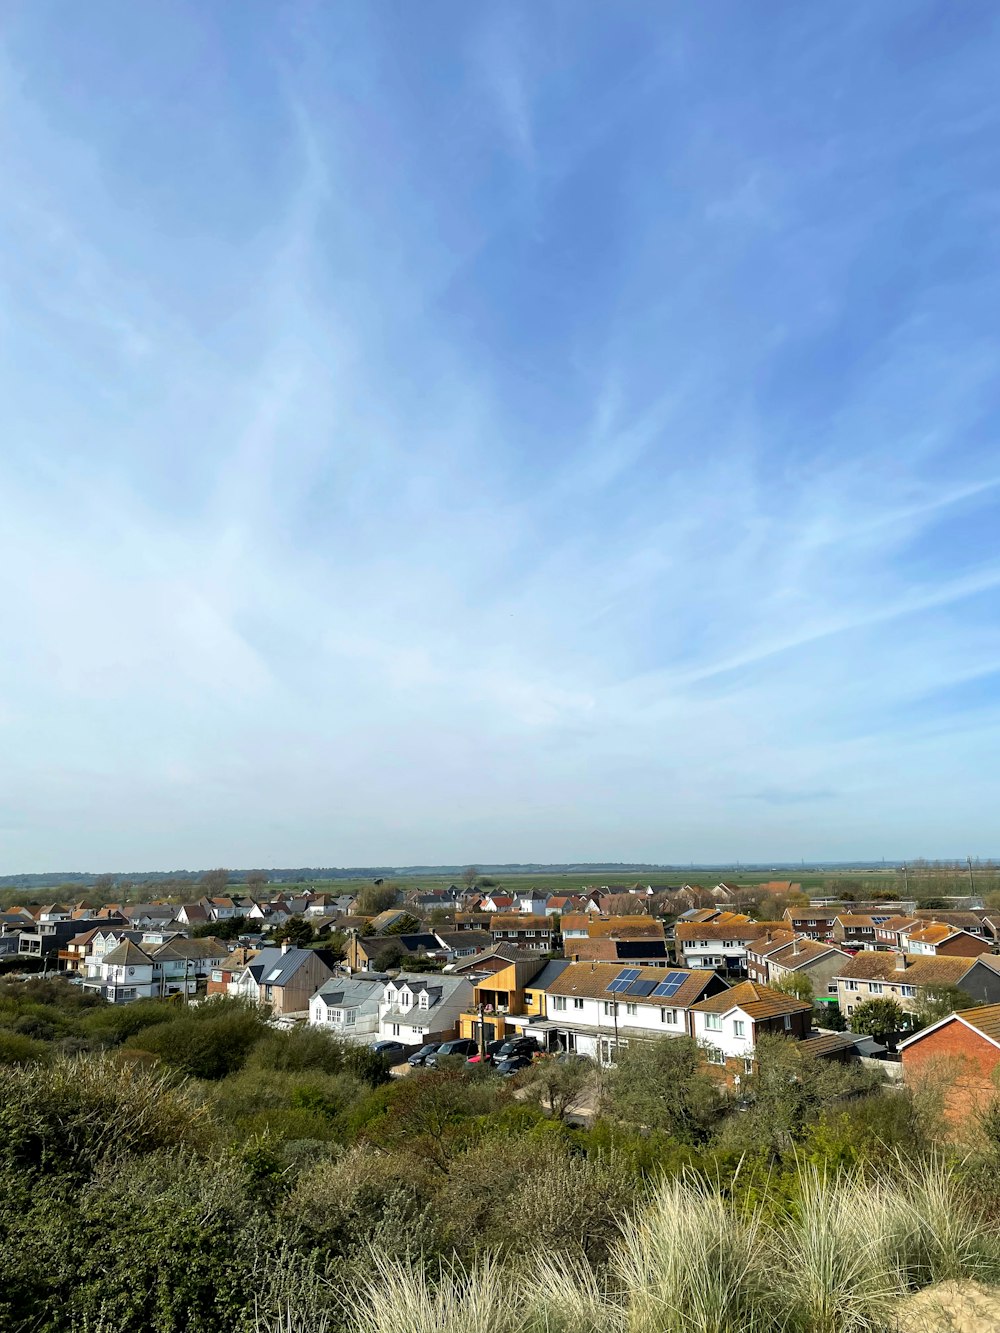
left=935, top=937, right=992, bottom=957
left=902, top=1019, right=1000, bottom=1124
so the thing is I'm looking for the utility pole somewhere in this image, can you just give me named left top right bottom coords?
left=968, top=856, right=977, bottom=898
left=612, top=999, right=620, bottom=1064
left=478, top=997, right=486, bottom=1061
left=902, top=863, right=909, bottom=896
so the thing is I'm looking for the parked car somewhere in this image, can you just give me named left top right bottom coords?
left=425, top=1038, right=478, bottom=1067
left=370, top=1039, right=410, bottom=1063
left=465, top=1038, right=508, bottom=1065
left=494, top=1055, right=533, bottom=1077
left=407, top=1042, right=441, bottom=1067
left=496, top=1036, right=541, bottom=1060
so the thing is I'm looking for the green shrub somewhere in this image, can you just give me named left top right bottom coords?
left=0, top=1029, right=50, bottom=1065
left=125, top=1008, right=266, bottom=1079
left=0, top=1055, right=208, bottom=1175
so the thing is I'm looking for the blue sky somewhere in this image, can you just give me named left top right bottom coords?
left=2, top=2, right=1000, bottom=872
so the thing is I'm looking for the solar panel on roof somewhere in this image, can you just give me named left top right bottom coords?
left=627, top=979, right=657, bottom=997
left=652, top=970, right=689, bottom=998
left=608, top=967, right=641, bottom=993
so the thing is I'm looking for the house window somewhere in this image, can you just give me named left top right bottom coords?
left=783, top=1015, right=792, bottom=1031
left=744, top=1056, right=754, bottom=1074
left=391, top=1024, right=401, bottom=1036
left=603, top=1001, right=617, bottom=1017
left=733, top=1020, right=745, bottom=1038
left=572, top=997, right=584, bottom=1010
left=901, top=985, right=916, bottom=997
left=870, top=983, right=883, bottom=995
left=507, top=931, right=515, bottom=938
left=332, top=1009, right=343, bottom=1023
left=704, top=1014, right=722, bottom=1032
left=552, top=996, right=567, bottom=1011
left=626, top=1003, right=638, bottom=1016
left=706, top=1046, right=725, bottom=1065
left=844, top=981, right=858, bottom=991
left=525, top=931, right=536, bottom=937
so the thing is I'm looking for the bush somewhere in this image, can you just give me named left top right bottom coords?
left=0, top=1055, right=208, bottom=1175
left=125, top=1005, right=267, bottom=1079
left=0, top=1029, right=50, bottom=1065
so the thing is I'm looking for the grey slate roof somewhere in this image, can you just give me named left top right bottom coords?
left=247, top=946, right=316, bottom=986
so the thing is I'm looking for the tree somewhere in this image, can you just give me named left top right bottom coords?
left=849, top=996, right=904, bottom=1037
left=192, top=915, right=247, bottom=941
left=199, top=869, right=230, bottom=896
left=372, top=940, right=405, bottom=972
left=245, top=871, right=268, bottom=893
left=461, top=866, right=479, bottom=891
left=772, top=972, right=813, bottom=1002
left=603, top=1036, right=720, bottom=1142
left=519, top=1054, right=595, bottom=1122
left=815, top=1002, right=847, bottom=1031
left=272, top=917, right=314, bottom=949
left=912, top=984, right=975, bottom=1029
left=355, top=884, right=398, bottom=916
left=384, top=913, right=421, bottom=935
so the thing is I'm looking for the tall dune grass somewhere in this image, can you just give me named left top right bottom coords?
left=333, top=1158, right=1000, bottom=1333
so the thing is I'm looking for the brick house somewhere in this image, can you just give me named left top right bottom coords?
left=781, top=908, right=840, bottom=940
left=487, top=914, right=556, bottom=951
left=903, top=924, right=993, bottom=958
left=900, top=1005, right=1000, bottom=1126
left=835, top=953, right=978, bottom=1024
left=673, top=921, right=787, bottom=973
left=745, top=935, right=850, bottom=1000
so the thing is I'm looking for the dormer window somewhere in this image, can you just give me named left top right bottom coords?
left=418, top=992, right=430, bottom=1008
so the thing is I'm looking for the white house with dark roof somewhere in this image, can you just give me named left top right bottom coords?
left=377, top=972, right=475, bottom=1045
left=309, top=975, right=385, bottom=1040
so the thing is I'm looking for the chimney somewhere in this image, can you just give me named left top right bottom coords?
left=895, top=952, right=907, bottom=972
left=792, top=938, right=801, bottom=956
left=281, top=939, right=290, bottom=955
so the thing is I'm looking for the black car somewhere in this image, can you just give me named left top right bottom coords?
left=494, top=1055, right=533, bottom=1077
left=496, top=1036, right=540, bottom=1060
left=370, top=1039, right=410, bottom=1063
left=407, top=1042, right=441, bottom=1067
left=425, top=1038, right=478, bottom=1067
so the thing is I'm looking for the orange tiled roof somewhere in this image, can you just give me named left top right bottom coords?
left=690, top=980, right=812, bottom=1020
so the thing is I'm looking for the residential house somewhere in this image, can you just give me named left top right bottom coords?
left=308, top=975, right=384, bottom=1040
left=487, top=914, right=556, bottom=952
left=831, top=914, right=889, bottom=947
left=377, top=972, right=475, bottom=1045
left=478, top=894, right=515, bottom=913
left=447, top=943, right=540, bottom=976
left=513, top=891, right=551, bottom=915
left=873, top=916, right=921, bottom=949
left=175, top=903, right=211, bottom=928
left=914, top=909, right=997, bottom=941
left=453, top=912, right=493, bottom=932
left=900, top=1004, right=1000, bottom=1125
left=558, top=914, right=592, bottom=940
left=782, top=908, right=840, bottom=940
left=673, top=921, right=787, bottom=974
left=688, top=981, right=812, bottom=1075
left=834, top=953, right=980, bottom=1025
left=745, top=934, right=850, bottom=1001
left=18, top=919, right=87, bottom=965
left=85, top=936, right=230, bottom=1003
left=904, top=924, right=993, bottom=958
left=366, top=909, right=416, bottom=935
left=206, top=947, right=259, bottom=997
left=544, top=895, right=589, bottom=916
left=229, top=944, right=335, bottom=1016
left=567, top=938, right=671, bottom=966
left=345, top=932, right=444, bottom=971
left=455, top=955, right=554, bottom=1045
left=529, top=961, right=729, bottom=1065
left=953, top=954, right=1000, bottom=1006
left=432, top=930, right=493, bottom=959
